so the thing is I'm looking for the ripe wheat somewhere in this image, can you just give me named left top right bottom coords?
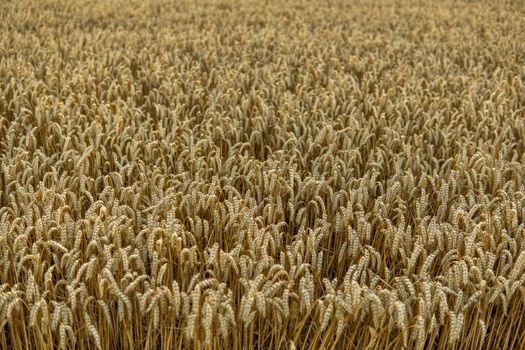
left=1, top=0, right=525, bottom=349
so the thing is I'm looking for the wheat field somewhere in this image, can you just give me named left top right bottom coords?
left=1, top=0, right=525, bottom=349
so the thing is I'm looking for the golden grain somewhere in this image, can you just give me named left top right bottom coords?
left=1, top=0, right=525, bottom=349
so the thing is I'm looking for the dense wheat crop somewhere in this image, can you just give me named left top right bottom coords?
left=1, top=0, right=525, bottom=348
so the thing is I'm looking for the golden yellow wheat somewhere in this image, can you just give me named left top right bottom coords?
left=1, top=0, right=525, bottom=349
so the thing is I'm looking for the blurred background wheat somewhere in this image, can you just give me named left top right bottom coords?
left=1, top=0, right=525, bottom=349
